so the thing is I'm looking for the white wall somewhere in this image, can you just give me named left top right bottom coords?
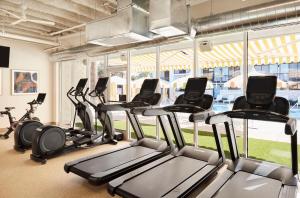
left=0, top=38, right=54, bottom=127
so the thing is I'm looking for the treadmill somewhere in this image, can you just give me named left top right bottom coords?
left=64, top=79, right=173, bottom=185
left=196, top=76, right=298, bottom=198
left=108, top=77, right=225, bottom=198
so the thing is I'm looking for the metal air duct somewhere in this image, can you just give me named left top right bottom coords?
left=149, top=0, right=190, bottom=37
left=86, top=0, right=151, bottom=46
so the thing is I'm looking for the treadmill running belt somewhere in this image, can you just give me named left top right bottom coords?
left=118, top=156, right=207, bottom=198
left=214, top=171, right=282, bottom=198
left=71, top=146, right=157, bottom=175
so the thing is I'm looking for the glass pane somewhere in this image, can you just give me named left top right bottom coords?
left=89, top=57, right=106, bottom=104
left=159, top=41, right=194, bottom=145
left=247, top=30, right=300, bottom=169
left=59, top=58, right=87, bottom=129
left=197, top=32, right=244, bottom=157
left=131, top=47, right=157, bottom=139
left=108, top=52, right=127, bottom=133
left=59, top=60, right=73, bottom=126
left=89, top=56, right=107, bottom=131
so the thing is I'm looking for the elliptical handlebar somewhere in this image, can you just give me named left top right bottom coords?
left=82, top=88, right=90, bottom=102
left=88, top=88, right=106, bottom=104
left=67, top=87, right=77, bottom=106
left=88, top=90, right=97, bottom=97
left=81, top=88, right=97, bottom=109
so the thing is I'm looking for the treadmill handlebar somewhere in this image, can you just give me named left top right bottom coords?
left=100, top=103, right=126, bottom=111
left=121, top=101, right=151, bottom=108
left=285, top=117, right=297, bottom=136
left=143, top=107, right=170, bottom=116
left=142, top=104, right=211, bottom=118
left=189, top=110, right=215, bottom=123
left=130, top=107, right=149, bottom=115
left=163, top=104, right=207, bottom=113
left=206, top=109, right=297, bottom=135
left=100, top=101, right=152, bottom=112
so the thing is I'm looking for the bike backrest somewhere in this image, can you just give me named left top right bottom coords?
left=75, top=78, right=88, bottom=95
left=174, top=77, right=213, bottom=110
left=95, top=77, right=109, bottom=95
left=233, top=76, right=289, bottom=115
left=132, top=79, right=161, bottom=105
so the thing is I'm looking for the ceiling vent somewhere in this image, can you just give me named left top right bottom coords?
left=149, top=0, right=190, bottom=37
left=199, top=40, right=213, bottom=52
left=86, top=0, right=151, bottom=46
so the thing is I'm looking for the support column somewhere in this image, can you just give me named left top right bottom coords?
left=127, top=50, right=132, bottom=140
left=156, top=46, right=161, bottom=140
left=243, top=31, right=249, bottom=157
left=193, top=39, right=199, bottom=147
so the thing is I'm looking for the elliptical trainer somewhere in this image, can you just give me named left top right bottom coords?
left=83, top=77, right=123, bottom=144
left=0, top=93, right=46, bottom=140
left=30, top=78, right=118, bottom=164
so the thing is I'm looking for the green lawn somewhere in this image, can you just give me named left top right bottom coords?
left=77, top=120, right=298, bottom=168
left=114, top=121, right=299, bottom=168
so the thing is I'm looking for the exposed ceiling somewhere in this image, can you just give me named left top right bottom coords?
left=0, top=0, right=297, bottom=51
left=0, top=0, right=117, bottom=42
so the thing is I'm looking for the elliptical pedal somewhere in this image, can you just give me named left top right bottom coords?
left=73, top=136, right=92, bottom=145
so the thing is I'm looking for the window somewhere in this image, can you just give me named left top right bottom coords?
left=197, top=32, right=244, bottom=156
left=130, top=47, right=157, bottom=139
left=160, top=41, right=194, bottom=145
left=59, top=58, right=88, bottom=128
left=248, top=31, right=300, bottom=168
left=107, top=52, right=128, bottom=133
left=89, top=56, right=106, bottom=104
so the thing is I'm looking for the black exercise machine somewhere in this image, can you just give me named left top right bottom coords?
left=64, top=79, right=169, bottom=185
left=82, top=77, right=123, bottom=144
left=195, top=76, right=298, bottom=198
left=108, top=77, right=224, bottom=198
left=0, top=93, right=46, bottom=140
left=30, top=78, right=97, bottom=164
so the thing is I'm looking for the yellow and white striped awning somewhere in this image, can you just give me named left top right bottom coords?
left=248, top=34, right=299, bottom=66
left=199, top=33, right=300, bottom=68
left=131, top=49, right=193, bottom=72
left=198, top=41, right=243, bottom=68
left=114, top=33, right=300, bottom=72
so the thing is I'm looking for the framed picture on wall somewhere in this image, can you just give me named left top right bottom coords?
left=12, top=70, right=38, bottom=95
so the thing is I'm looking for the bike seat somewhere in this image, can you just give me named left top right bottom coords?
left=5, top=107, right=15, bottom=111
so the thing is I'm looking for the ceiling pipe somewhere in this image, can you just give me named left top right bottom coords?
left=0, top=31, right=59, bottom=46
left=49, top=23, right=86, bottom=36
left=52, top=0, right=300, bottom=59
left=43, top=45, right=62, bottom=52
left=51, top=35, right=187, bottom=60
left=194, top=0, right=300, bottom=34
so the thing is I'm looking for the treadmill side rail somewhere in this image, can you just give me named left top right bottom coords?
left=279, top=185, right=298, bottom=198
left=195, top=169, right=234, bottom=198
left=89, top=151, right=168, bottom=184
left=163, top=164, right=217, bottom=198
left=64, top=145, right=132, bottom=172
